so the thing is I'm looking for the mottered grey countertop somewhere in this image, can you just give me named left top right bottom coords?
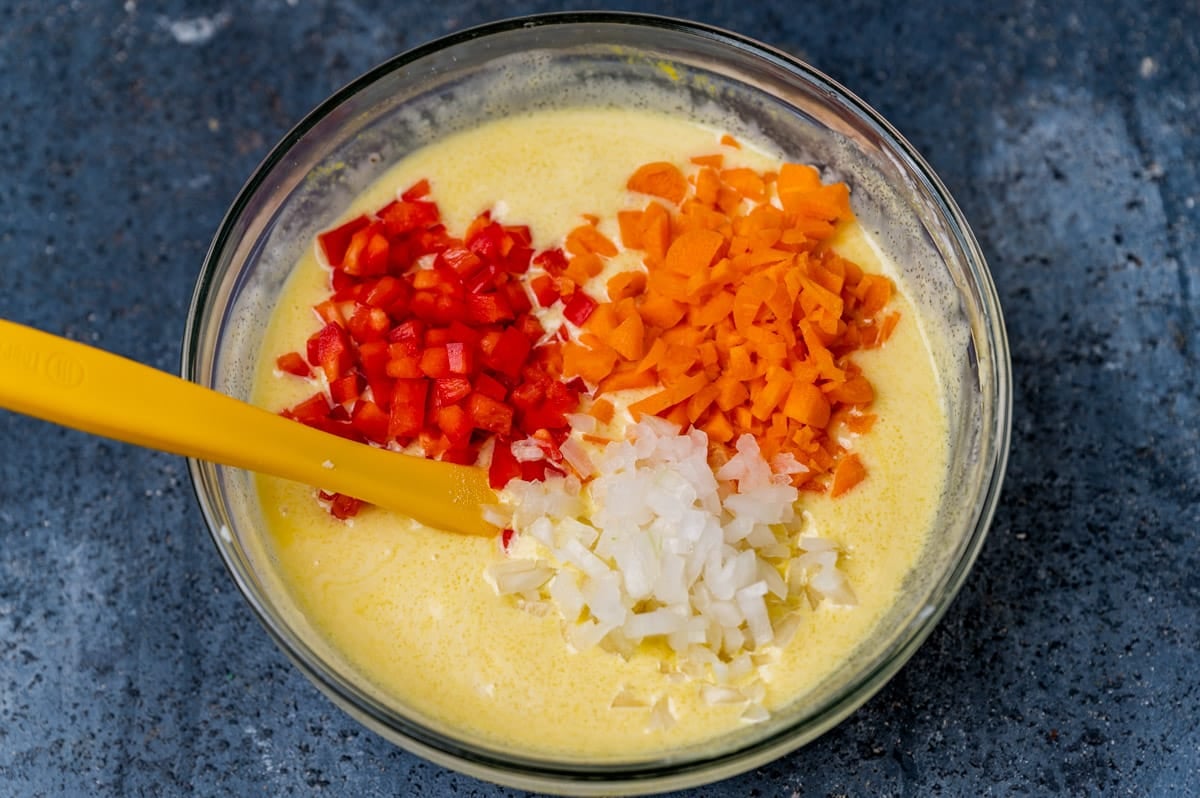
left=0, top=1, right=1197, bottom=795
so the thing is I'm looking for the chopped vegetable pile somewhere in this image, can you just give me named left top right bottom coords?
left=276, top=140, right=899, bottom=522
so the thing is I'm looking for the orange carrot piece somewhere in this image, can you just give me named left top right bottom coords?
left=599, top=368, right=659, bottom=393
left=720, top=133, right=741, bottom=149
left=617, top=210, right=644, bottom=249
left=700, top=409, right=735, bottom=443
left=663, top=228, right=726, bottom=276
left=639, top=294, right=687, bottom=329
left=566, top=223, right=619, bottom=257
left=627, top=162, right=688, bottom=205
left=589, top=397, right=615, bottom=424
left=830, top=453, right=866, bottom=497
left=563, top=342, right=619, bottom=384
left=826, top=375, right=874, bottom=405
left=690, top=153, right=724, bottom=168
left=782, top=382, right=831, bottom=428
left=607, top=270, right=647, bottom=301
left=720, top=168, right=767, bottom=202
left=608, top=313, right=646, bottom=361
left=694, top=167, right=722, bottom=205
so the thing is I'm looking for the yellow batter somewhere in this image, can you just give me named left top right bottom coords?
left=250, top=108, right=948, bottom=758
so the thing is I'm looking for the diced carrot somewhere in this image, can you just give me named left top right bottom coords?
left=638, top=294, right=687, bottom=329
left=617, top=210, right=644, bottom=249
left=627, top=162, right=688, bottom=205
left=607, top=313, right=646, bottom=361
left=830, top=453, right=866, bottom=497
left=561, top=149, right=892, bottom=495
left=720, top=133, right=742, bottom=149
left=565, top=223, right=619, bottom=257
left=782, top=382, right=831, bottom=428
left=588, top=397, right=615, bottom=424
left=607, top=270, right=647, bottom=301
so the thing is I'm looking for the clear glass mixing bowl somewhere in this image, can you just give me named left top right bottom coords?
left=183, top=12, right=1010, bottom=795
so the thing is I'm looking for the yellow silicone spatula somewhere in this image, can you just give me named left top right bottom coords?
left=0, top=319, right=498, bottom=536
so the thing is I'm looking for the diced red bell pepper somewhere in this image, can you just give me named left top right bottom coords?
left=445, top=321, right=481, bottom=347
left=342, top=223, right=391, bottom=277
left=306, top=322, right=355, bottom=383
left=329, top=373, right=361, bottom=406
left=445, top=341, right=475, bottom=375
left=435, top=404, right=473, bottom=445
left=378, top=199, right=440, bottom=237
left=562, top=291, right=598, bottom=326
left=388, top=320, right=424, bottom=351
left=530, top=274, right=559, bottom=307
left=385, top=353, right=423, bottom=379
left=433, top=377, right=473, bottom=408
left=347, top=305, right=391, bottom=343
left=436, top=245, right=484, bottom=279
left=328, top=493, right=364, bottom=520
left=532, top=248, right=568, bottom=275
left=401, top=178, right=431, bottom=201
left=473, top=373, right=508, bottom=401
left=363, top=276, right=410, bottom=316
left=419, top=346, right=451, bottom=378
left=351, top=400, right=390, bottom=442
left=284, top=392, right=332, bottom=426
left=276, top=351, right=310, bottom=377
left=502, top=245, right=534, bottom=275
left=488, top=437, right=521, bottom=489
left=483, top=327, right=532, bottom=378
left=503, top=281, right=533, bottom=315
left=465, top=292, right=514, bottom=324
left=387, top=379, right=429, bottom=441
left=317, top=214, right=370, bottom=268
left=467, top=392, right=514, bottom=435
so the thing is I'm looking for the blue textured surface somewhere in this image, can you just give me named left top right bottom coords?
left=1, top=1, right=1198, bottom=795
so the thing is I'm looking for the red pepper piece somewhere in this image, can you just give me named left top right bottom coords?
left=419, top=346, right=451, bottom=378
left=435, top=404, right=473, bottom=445
left=467, top=392, right=514, bottom=435
left=284, top=392, right=332, bottom=426
left=532, top=248, right=569, bottom=275
left=276, top=351, right=310, bottom=377
left=379, top=200, right=440, bottom=237
left=433, top=377, right=473, bottom=408
left=388, top=320, right=424, bottom=351
left=306, top=322, right=355, bottom=383
left=346, top=305, right=391, bottom=344
left=351, top=400, right=390, bottom=442
left=317, top=215, right=370, bottom=268
left=562, top=291, right=598, bottom=326
left=483, top=327, right=532, bottom=378
left=329, top=373, right=361, bottom=406
left=445, top=321, right=481, bottom=347
left=530, top=274, right=559, bottom=307
left=401, top=178, right=431, bottom=201
left=343, top=223, right=391, bottom=277
left=465, top=292, right=514, bottom=325
left=385, top=352, right=423, bottom=380
left=503, top=281, right=533, bottom=315
left=387, top=379, right=429, bottom=441
left=363, top=276, right=410, bottom=316
left=436, top=246, right=485, bottom=279
left=328, top=493, right=364, bottom=519
left=445, top=341, right=475, bottom=375
left=473, top=373, right=508, bottom=402
left=488, top=437, right=521, bottom=489
left=502, top=245, right=534, bottom=275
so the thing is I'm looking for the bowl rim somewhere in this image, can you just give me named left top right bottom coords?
left=183, top=10, right=1012, bottom=794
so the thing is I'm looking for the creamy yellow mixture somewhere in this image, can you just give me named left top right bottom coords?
left=250, top=108, right=948, bottom=757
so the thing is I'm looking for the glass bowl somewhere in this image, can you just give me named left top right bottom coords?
left=183, top=12, right=1010, bottom=795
